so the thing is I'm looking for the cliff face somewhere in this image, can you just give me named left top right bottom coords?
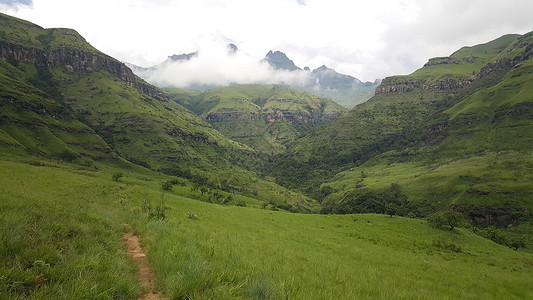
left=375, top=34, right=533, bottom=96
left=374, top=77, right=475, bottom=94
left=204, top=97, right=343, bottom=123
left=0, top=41, right=167, bottom=101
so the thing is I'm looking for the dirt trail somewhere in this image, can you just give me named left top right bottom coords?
left=123, top=225, right=163, bottom=300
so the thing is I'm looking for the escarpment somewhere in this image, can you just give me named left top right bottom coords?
left=0, top=36, right=167, bottom=101
left=204, top=97, right=343, bottom=124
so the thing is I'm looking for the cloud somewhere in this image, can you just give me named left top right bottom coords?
left=2, top=0, right=533, bottom=83
left=0, top=0, right=32, bottom=11
left=143, top=40, right=312, bottom=88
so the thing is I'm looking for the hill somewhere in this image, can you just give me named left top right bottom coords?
left=269, top=32, right=533, bottom=225
left=1, top=159, right=531, bottom=298
left=166, top=84, right=347, bottom=154
left=0, top=12, right=317, bottom=211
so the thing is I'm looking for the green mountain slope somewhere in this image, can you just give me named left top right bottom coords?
left=2, top=159, right=532, bottom=298
left=166, top=84, right=347, bottom=154
left=0, top=13, right=317, bottom=211
left=270, top=32, right=533, bottom=223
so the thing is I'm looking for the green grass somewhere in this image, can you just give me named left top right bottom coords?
left=0, top=161, right=140, bottom=299
left=165, top=84, right=347, bottom=154
left=1, top=159, right=532, bottom=299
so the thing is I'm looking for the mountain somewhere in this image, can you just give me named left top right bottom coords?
left=306, top=65, right=381, bottom=107
left=268, top=32, right=533, bottom=225
left=261, top=50, right=380, bottom=107
left=0, top=13, right=317, bottom=211
left=165, top=84, right=347, bottom=154
left=126, top=48, right=379, bottom=107
left=262, top=50, right=302, bottom=71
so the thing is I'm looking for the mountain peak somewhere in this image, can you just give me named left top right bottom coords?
left=227, top=43, right=239, bottom=55
left=313, top=65, right=333, bottom=73
left=168, top=52, right=198, bottom=62
left=263, top=50, right=301, bottom=71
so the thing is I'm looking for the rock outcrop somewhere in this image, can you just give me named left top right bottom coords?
left=0, top=41, right=168, bottom=102
left=204, top=100, right=343, bottom=123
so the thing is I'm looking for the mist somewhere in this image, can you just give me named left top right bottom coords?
left=138, top=41, right=313, bottom=90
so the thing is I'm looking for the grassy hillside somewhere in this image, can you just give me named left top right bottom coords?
left=166, top=84, right=347, bottom=154
left=1, top=159, right=531, bottom=299
left=0, top=12, right=319, bottom=211
left=270, top=33, right=533, bottom=221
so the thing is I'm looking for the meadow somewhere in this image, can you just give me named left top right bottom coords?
left=1, top=158, right=532, bottom=299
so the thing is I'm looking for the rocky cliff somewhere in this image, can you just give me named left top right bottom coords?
left=204, top=99, right=342, bottom=124
left=0, top=39, right=167, bottom=101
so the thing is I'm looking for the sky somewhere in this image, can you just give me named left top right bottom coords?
left=2, top=0, right=533, bottom=84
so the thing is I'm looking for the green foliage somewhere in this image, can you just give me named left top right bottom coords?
left=385, top=202, right=399, bottom=217
left=111, top=171, right=123, bottom=181
left=161, top=180, right=173, bottom=191
left=474, top=226, right=527, bottom=250
left=427, top=211, right=465, bottom=230
left=187, top=212, right=199, bottom=220
left=324, top=183, right=411, bottom=216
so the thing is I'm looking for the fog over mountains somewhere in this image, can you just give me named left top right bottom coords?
left=126, top=43, right=380, bottom=107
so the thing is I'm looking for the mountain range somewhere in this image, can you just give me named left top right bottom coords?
left=127, top=47, right=380, bottom=107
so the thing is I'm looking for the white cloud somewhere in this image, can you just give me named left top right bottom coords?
left=143, top=41, right=312, bottom=88
left=2, top=0, right=533, bottom=82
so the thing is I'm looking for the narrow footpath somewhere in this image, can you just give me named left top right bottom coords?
left=123, top=225, right=163, bottom=300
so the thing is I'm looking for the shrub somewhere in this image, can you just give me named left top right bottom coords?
left=385, top=202, right=398, bottom=217
left=161, top=180, right=173, bottom=191
left=187, top=212, right=199, bottom=220
left=112, top=172, right=124, bottom=181
left=476, top=226, right=527, bottom=250
left=427, top=211, right=465, bottom=230
left=235, top=199, right=247, bottom=207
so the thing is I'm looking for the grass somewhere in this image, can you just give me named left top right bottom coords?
left=165, top=84, right=347, bottom=154
left=1, top=159, right=532, bottom=299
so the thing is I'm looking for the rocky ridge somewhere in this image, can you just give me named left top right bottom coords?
left=0, top=38, right=167, bottom=101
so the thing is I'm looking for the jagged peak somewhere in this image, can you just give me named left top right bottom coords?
left=168, top=52, right=198, bottom=62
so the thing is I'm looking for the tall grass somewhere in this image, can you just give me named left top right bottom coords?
left=0, top=161, right=139, bottom=299
left=1, top=159, right=532, bottom=299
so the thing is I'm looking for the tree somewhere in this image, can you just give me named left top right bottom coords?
left=427, top=211, right=465, bottom=230
left=385, top=202, right=398, bottom=217
left=161, top=180, right=173, bottom=191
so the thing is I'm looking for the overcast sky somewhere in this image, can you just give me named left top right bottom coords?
left=2, top=0, right=533, bottom=82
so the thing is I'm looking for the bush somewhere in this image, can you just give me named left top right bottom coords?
left=235, top=199, right=247, bottom=207
left=161, top=180, right=173, bottom=191
left=112, top=172, right=124, bottom=181
left=476, top=226, right=527, bottom=250
left=427, top=211, right=465, bottom=230
left=187, top=212, right=199, bottom=220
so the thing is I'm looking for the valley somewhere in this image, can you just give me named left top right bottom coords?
left=0, top=12, right=532, bottom=299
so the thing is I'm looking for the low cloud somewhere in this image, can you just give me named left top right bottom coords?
left=142, top=41, right=312, bottom=89
left=0, top=0, right=33, bottom=11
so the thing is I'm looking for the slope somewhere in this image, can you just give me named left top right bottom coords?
left=166, top=84, right=347, bottom=154
left=0, top=13, right=317, bottom=211
left=1, top=159, right=532, bottom=298
left=270, top=32, right=533, bottom=223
